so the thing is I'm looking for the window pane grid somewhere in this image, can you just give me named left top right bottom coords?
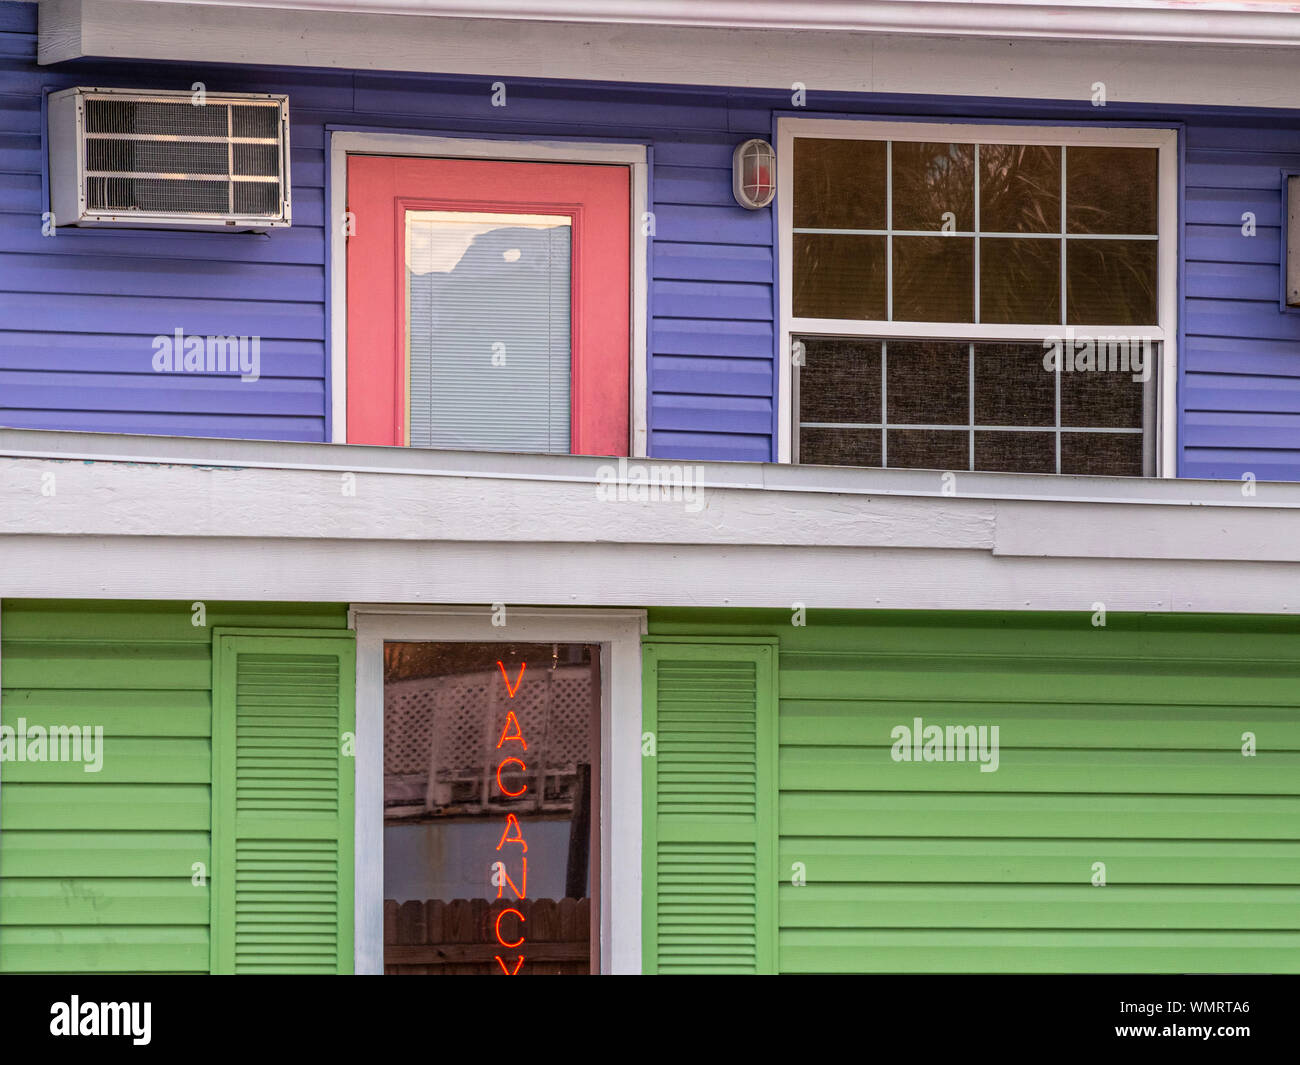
left=1059, top=148, right=1068, bottom=359
left=793, top=229, right=1157, bottom=239
left=885, top=140, right=893, bottom=323
left=792, top=137, right=1159, bottom=327
left=797, top=337, right=1150, bottom=476
left=973, top=143, right=980, bottom=327
left=800, top=423, right=1144, bottom=432
left=881, top=333, right=889, bottom=463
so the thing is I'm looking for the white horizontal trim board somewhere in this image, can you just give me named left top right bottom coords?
left=36, top=1, right=1300, bottom=108
left=2, top=430, right=1300, bottom=613
left=6, top=536, right=1300, bottom=615
left=75, top=0, right=1300, bottom=47
left=786, top=321, right=1167, bottom=340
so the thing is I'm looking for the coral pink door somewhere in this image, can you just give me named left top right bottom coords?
left=346, top=155, right=630, bottom=455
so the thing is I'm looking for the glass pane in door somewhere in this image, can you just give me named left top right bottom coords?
left=383, top=641, right=599, bottom=974
left=405, top=211, right=572, bottom=453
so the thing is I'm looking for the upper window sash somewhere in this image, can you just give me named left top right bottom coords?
left=777, top=119, right=1177, bottom=339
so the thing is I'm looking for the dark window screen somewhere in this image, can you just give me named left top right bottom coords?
left=797, top=335, right=1149, bottom=476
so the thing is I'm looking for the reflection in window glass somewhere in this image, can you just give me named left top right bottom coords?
left=891, top=142, right=974, bottom=231
left=980, top=144, right=1060, bottom=233
left=980, top=237, right=1061, bottom=325
left=789, top=136, right=1160, bottom=327
left=383, top=641, right=599, bottom=975
left=792, top=233, right=887, bottom=319
left=1066, top=146, right=1158, bottom=235
left=892, top=236, right=973, bottom=322
left=1066, top=238, right=1158, bottom=326
left=793, top=138, right=888, bottom=229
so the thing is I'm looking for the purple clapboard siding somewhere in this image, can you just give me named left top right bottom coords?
left=0, top=4, right=777, bottom=459
left=1, top=1, right=1300, bottom=476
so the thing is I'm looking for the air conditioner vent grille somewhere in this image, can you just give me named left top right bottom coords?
left=88, top=177, right=229, bottom=215
left=49, top=88, right=291, bottom=229
left=86, top=138, right=234, bottom=177
left=85, top=97, right=233, bottom=138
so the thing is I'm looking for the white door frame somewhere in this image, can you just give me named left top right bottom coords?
left=328, top=131, right=650, bottom=457
left=349, top=604, right=647, bottom=975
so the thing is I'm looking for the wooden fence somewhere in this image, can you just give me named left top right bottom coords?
left=384, top=897, right=591, bottom=975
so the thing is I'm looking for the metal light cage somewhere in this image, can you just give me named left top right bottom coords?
left=733, top=137, right=776, bottom=210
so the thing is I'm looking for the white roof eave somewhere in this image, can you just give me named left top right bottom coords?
left=135, top=0, right=1300, bottom=47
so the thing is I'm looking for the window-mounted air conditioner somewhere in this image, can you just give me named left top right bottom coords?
left=47, top=87, right=291, bottom=231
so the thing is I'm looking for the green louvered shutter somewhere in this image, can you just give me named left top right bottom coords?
left=642, top=639, right=778, bottom=974
left=211, top=631, right=355, bottom=974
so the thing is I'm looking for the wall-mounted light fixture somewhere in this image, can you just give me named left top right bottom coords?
left=733, top=139, right=776, bottom=210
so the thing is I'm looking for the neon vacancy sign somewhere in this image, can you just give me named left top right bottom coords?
left=491, top=659, right=529, bottom=975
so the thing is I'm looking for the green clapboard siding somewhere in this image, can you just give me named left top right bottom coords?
left=642, top=639, right=778, bottom=974
left=647, top=609, right=1300, bottom=974
left=211, top=632, right=355, bottom=974
left=0, top=600, right=348, bottom=974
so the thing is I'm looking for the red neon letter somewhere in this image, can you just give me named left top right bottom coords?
left=496, top=757, right=527, bottom=797
left=496, top=710, right=528, bottom=750
left=495, top=907, right=525, bottom=949
left=497, top=660, right=525, bottom=698
left=496, top=813, right=528, bottom=853
left=495, top=857, right=528, bottom=901
left=494, top=954, right=525, bottom=975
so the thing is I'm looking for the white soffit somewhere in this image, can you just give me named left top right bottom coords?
left=87, top=1, right=1300, bottom=47
left=36, top=1, right=1300, bottom=109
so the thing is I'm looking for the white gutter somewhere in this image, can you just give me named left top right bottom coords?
left=143, top=0, right=1300, bottom=46
left=38, top=1, right=1300, bottom=105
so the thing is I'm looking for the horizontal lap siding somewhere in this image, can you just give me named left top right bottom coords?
left=3, top=0, right=1299, bottom=472
left=0, top=599, right=348, bottom=974
left=346, top=78, right=775, bottom=462
left=1182, top=121, right=1300, bottom=480
left=779, top=647, right=1300, bottom=973
left=0, top=3, right=774, bottom=460
left=0, top=8, right=336, bottom=443
left=648, top=609, right=1300, bottom=974
left=650, top=135, right=775, bottom=461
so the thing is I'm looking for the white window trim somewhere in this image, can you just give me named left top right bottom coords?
left=776, top=118, right=1179, bottom=476
left=349, top=604, right=647, bottom=975
left=328, top=131, right=650, bottom=457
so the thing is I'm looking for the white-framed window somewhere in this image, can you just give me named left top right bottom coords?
left=777, top=119, right=1179, bottom=477
left=350, top=605, right=646, bottom=975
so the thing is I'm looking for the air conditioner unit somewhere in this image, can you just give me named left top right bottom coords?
left=47, top=87, right=291, bottom=231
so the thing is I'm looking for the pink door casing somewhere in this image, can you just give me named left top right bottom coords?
left=346, top=155, right=631, bottom=455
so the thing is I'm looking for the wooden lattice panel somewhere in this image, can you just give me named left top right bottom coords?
left=384, top=664, right=594, bottom=815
